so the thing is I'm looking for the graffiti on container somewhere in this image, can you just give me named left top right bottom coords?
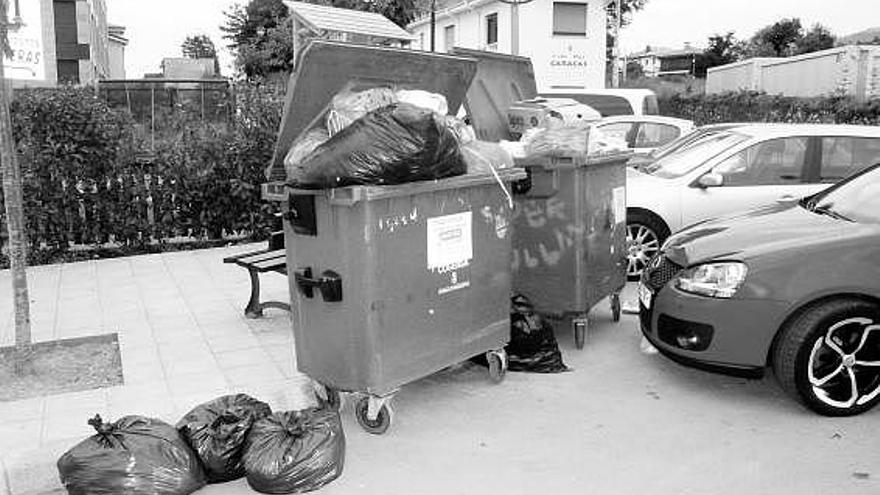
left=512, top=197, right=586, bottom=270
left=480, top=206, right=510, bottom=240
left=378, top=206, right=420, bottom=233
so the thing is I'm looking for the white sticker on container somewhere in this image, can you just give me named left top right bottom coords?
left=427, top=211, right=473, bottom=272
left=612, top=186, right=626, bottom=224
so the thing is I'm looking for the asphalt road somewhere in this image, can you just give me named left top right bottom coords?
left=203, top=284, right=879, bottom=495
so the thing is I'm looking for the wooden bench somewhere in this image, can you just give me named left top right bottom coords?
left=223, top=231, right=291, bottom=318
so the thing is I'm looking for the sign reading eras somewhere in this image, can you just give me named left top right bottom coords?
left=3, top=0, right=47, bottom=81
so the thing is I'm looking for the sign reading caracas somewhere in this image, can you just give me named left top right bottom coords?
left=3, top=0, right=46, bottom=81
left=547, top=43, right=587, bottom=87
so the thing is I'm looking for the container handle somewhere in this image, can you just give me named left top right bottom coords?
left=294, top=268, right=343, bottom=302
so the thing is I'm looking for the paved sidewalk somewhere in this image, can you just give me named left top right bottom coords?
left=0, top=244, right=314, bottom=494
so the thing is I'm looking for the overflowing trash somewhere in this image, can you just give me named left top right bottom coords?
left=176, top=394, right=273, bottom=483
left=242, top=407, right=346, bottom=494
left=57, top=415, right=206, bottom=495
left=287, top=102, right=466, bottom=188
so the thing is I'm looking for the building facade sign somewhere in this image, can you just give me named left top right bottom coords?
left=4, top=0, right=46, bottom=81
left=547, top=43, right=588, bottom=87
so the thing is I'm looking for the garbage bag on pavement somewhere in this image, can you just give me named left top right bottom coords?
left=288, top=102, right=466, bottom=189
left=243, top=408, right=345, bottom=494
left=506, top=294, right=569, bottom=373
left=176, top=394, right=273, bottom=483
left=474, top=294, right=568, bottom=373
left=57, top=414, right=206, bottom=495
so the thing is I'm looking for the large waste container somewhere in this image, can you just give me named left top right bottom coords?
left=456, top=49, right=630, bottom=350
left=511, top=154, right=629, bottom=349
left=263, top=41, right=525, bottom=435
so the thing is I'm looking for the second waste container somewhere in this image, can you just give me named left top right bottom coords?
left=456, top=49, right=630, bottom=350
left=264, top=41, right=525, bottom=434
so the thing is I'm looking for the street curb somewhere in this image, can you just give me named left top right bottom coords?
left=0, top=440, right=72, bottom=495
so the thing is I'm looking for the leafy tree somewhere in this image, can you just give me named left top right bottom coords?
left=181, top=34, right=221, bottom=75
left=751, top=18, right=803, bottom=57
left=606, top=0, right=649, bottom=68
left=703, top=32, right=739, bottom=66
left=794, top=23, right=835, bottom=55
left=222, top=0, right=421, bottom=79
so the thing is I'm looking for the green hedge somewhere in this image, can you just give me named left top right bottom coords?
left=1, top=84, right=283, bottom=267
left=659, top=91, right=880, bottom=126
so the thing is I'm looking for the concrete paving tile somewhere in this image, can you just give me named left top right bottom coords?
left=106, top=383, right=173, bottom=418
left=167, top=371, right=229, bottom=399
left=0, top=397, right=46, bottom=425
left=121, top=360, right=167, bottom=386
left=119, top=342, right=160, bottom=366
left=223, top=363, right=286, bottom=389
left=205, top=334, right=262, bottom=353
left=44, top=389, right=109, bottom=418
left=0, top=420, right=43, bottom=454
left=199, top=319, right=252, bottom=335
left=42, top=414, right=99, bottom=444
left=54, top=325, right=104, bottom=340
left=162, top=356, right=222, bottom=378
left=213, top=347, right=273, bottom=369
left=150, top=326, right=203, bottom=345
left=157, top=338, right=211, bottom=360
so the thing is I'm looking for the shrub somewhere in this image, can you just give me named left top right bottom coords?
left=659, top=90, right=880, bottom=126
left=1, top=82, right=284, bottom=267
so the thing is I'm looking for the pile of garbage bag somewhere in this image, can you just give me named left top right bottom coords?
left=57, top=415, right=206, bottom=495
left=176, top=394, right=272, bottom=483
left=285, top=86, right=514, bottom=189
left=58, top=395, right=346, bottom=494
left=473, top=294, right=569, bottom=373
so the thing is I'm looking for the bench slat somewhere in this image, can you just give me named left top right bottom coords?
left=229, top=249, right=286, bottom=266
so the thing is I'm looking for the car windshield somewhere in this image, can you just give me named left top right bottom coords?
left=805, top=165, right=880, bottom=224
left=644, top=131, right=749, bottom=178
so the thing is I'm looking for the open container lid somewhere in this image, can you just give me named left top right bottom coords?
left=451, top=48, right=537, bottom=142
left=267, top=40, right=479, bottom=182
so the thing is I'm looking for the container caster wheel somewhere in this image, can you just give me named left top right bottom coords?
left=355, top=396, right=393, bottom=435
left=486, top=349, right=508, bottom=383
left=573, top=318, right=587, bottom=350
left=313, top=383, right=343, bottom=411
left=610, top=293, right=621, bottom=323
left=324, top=388, right=342, bottom=411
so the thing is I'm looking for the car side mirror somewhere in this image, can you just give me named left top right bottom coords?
left=698, top=172, right=724, bottom=188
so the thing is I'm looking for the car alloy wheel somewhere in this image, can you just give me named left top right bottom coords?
left=626, top=223, right=660, bottom=279
left=807, top=317, right=880, bottom=410
left=774, top=298, right=880, bottom=416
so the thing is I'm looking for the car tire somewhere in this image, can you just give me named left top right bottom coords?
left=773, top=298, right=880, bottom=416
left=626, top=211, right=669, bottom=281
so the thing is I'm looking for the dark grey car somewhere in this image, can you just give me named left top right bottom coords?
left=639, top=163, right=880, bottom=416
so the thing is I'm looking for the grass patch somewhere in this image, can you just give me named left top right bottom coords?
left=0, top=334, right=123, bottom=402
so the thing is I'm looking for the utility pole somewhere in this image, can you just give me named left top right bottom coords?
left=0, top=0, right=33, bottom=373
left=611, top=0, right=621, bottom=87
left=430, top=0, right=436, bottom=52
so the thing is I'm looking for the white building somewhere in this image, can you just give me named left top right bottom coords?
left=408, top=0, right=613, bottom=91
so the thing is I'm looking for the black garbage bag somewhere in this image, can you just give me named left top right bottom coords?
left=506, top=294, right=569, bottom=373
left=288, top=102, right=465, bottom=188
left=57, top=415, right=206, bottom=495
left=472, top=294, right=569, bottom=373
left=242, top=408, right=345, bottom=494
left=176, top=394, right=273, bottom=483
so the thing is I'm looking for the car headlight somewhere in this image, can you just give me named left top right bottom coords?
left=674, top=262, right=747, bottom=298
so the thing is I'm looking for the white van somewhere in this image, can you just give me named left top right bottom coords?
left=538, top=88, right=659, bottom=117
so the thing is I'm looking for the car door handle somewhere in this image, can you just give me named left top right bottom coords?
left=776, top=194, right=798, bottom=204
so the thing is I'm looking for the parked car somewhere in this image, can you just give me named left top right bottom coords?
left=627, top=123, right=747, bottom=171
left=638, top=163, right=880, bottom=416
left=625, top=124, right=880, bottom=279
left=539, top=88, right=659, bottom=116
left=594, top=115, right=695, bottom=156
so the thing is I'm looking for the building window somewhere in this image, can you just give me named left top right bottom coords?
left=552, top=2, right=587, bottom=36
left=486, top=13, right=498, bottom=45
left=444, top=25, right=456, bottom=52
